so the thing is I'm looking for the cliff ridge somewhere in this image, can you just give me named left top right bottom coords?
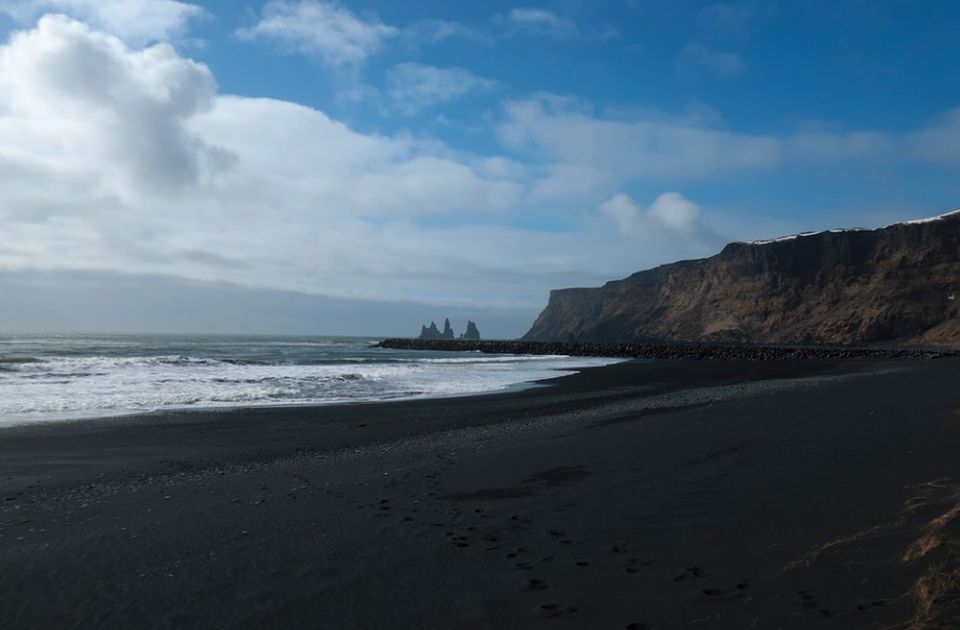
left=523, top=210, right=960, bottom=346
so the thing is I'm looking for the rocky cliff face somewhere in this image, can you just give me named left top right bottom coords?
left=524, top=210, right=960, bottom=346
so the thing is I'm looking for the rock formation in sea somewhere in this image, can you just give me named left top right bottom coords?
left=419, top=321, right=442, bottom=340
left=418, top=319, right=481, bottom=340
left=523, top=210, right=960, bottom=346
left=460, top=321, right=481, bottom=340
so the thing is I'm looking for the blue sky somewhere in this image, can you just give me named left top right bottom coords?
left=0, top=1, right=958, bottom=335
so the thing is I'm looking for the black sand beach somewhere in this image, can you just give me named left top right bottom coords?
left=3, top=358, right=960, bottom=628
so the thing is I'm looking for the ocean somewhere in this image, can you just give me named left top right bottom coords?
left=0, top=332, right=620, bottom=426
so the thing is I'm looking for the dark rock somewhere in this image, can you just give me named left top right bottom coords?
left=522, top=210, right=960, bottom=346
left=374, top=338, right=956, bottom=361
left=460, top=321, right=481, bottom=340
left=419, top=318, right=473, bottom=340
left=419, top=322, right=442, bottom=340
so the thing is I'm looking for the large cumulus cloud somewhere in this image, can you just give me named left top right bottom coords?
left=6, top=13, right=954, bottom=312
left=0, top=15, right=224, bottom=199
left=0, top=16, right=607, bottom=308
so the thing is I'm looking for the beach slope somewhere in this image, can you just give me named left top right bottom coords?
left=2, top=358, right=960, bottom=628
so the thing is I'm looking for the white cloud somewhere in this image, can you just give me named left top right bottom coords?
left=500, top=7, right=577, bottom=37
left=601, top=192, right=703, bottom=236
left=0, top=16, right=716, bottom=311
left=401, top=19, right=487, bottom=45
left=387, top=63, right=498, bottom=114
left=695, top=3, right=755, bottom=40
left=649, top=192, right=701, bottom=232
left=4, top=15, right=960, bottom=313
left=0, top=15, right=226, bottom=200
left=499, top=94, right=782, bottom=199
left=235, top=0, right=397, bottom=68
left=192, top=96, right=523, bottom=218
left=0, top=0, right=207, bottom=45
left=677, top=42, right=744, bottom=76
left=498, top=93, right=960, bottom=201
left=0, top=17, right=574, bottom=308
left=907, top=107, right=960, bottom=166
left=787, top=129, right=894, bottom=161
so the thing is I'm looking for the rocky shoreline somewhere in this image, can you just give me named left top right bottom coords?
left=376, top=338, right=958, bottom=360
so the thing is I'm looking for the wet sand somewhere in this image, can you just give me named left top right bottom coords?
left=2, top=358, right=960, bottom=628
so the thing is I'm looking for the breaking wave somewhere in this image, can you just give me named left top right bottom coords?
left=0, top=334, right=621, bottom=425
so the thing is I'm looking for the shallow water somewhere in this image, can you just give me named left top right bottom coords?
left=0, top=332, right=621, bottom=425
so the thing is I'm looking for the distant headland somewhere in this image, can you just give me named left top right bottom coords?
left=418, top=318, right=481, bottom=340
left=523, top=209, right=960, bottom=347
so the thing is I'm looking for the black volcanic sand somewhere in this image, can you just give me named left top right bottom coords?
left=3, top=359, right=960, bottom=628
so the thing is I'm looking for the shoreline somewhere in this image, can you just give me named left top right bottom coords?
left=0, top=348, right=628, bottom=431
left=377, top=337, right=959, bottom=360
left=0, top=356, right=629, bottom=432
left=0, top=356, right=839, bottom=438
left=3, top=358, right=960, bottom=627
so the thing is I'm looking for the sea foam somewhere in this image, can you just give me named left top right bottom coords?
left=0, top=334, right=621, bottom=425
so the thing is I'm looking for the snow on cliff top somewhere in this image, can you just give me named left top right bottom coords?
left=739, top=208, right=960, bottom=246
left=897, top=208, right=960, bottom=225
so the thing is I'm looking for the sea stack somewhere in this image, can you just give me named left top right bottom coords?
left=460, top=321, right=481, bottom=340
left=418, top=322, right=442, bottom=339
left=417, top=319, right=481, bottom=340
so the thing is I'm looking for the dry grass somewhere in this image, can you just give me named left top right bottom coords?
left=902, top=503, right=960, bottom=562
left=782, top=524, right=889, bottom=572
left=783, top=479, right=960, bottom=626
left=782, top=480, right=956, bottom=572
left=903, top=533, right=944, bottom=563
left=902, top=491, right=960, bottom=627
left=907, top=565, right=960, bottom=628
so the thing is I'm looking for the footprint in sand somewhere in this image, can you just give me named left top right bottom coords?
left=701, top=586, right=747, bottom=602
left=625, top=558, right=651, bottom=574
left=796, top=589, right=843, bottom=617
left=855, top=599, right=888, bottom=612
left=539, top=603, right=578, bottom=619
left=797, top=589, right=816, bottom=609
left=522, top=578, right=548, bottom=592
left=673, top=566, right=709, bottom=581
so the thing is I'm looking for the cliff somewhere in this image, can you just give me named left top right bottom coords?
left=524, top=210, right=960, bottom=346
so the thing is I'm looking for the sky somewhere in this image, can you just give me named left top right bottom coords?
left=0, top=0, right=959, bottom=337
